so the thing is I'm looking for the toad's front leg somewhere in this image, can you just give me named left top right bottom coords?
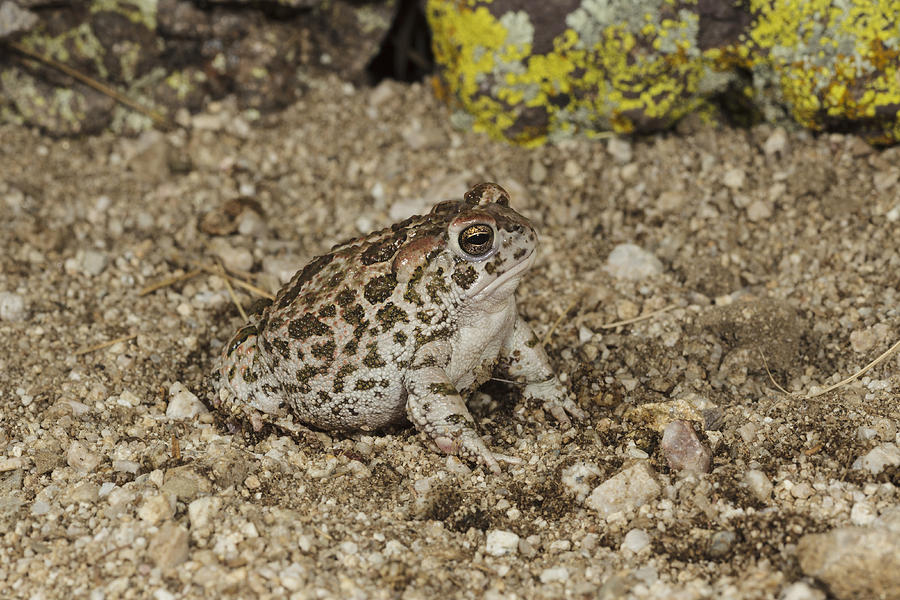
left=501, top=316, right=586, bottom=426
left=403, top=345, right=502, bottom=473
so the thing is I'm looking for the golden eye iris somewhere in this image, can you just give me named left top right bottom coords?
left=459, top=224, right=494, bottom=256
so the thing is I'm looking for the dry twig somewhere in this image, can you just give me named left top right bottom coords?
left=599, top=304, right=676, bottom=329
left=75, top=334, right=137, bottom=356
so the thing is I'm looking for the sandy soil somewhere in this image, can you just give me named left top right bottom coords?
left=1, top=76, right=898, bottom=599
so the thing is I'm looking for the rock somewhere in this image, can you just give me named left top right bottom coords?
left=850, top=502, right=876, bottom=527
left=188, top=496, right=222, bottom=530
left=0, top=1, right=38, bottom=38
left=763, top=128, right=789, bottom=156
left=657, top=190, right=686, bottom=212
left=604, top=244, right=663, bottom=280
left=743, top=469, right=773, bottom=502
left=61, top=481, right=100, bottom=505
left=561, top=461, right=602, bottom=502
left=707, top=530, right=736, bottom=558
left=166, top=382, right=208, bottom=420
left=661, top=420, right=712, bottom=474
left=607, top=138, right=633, bottom=164
left=849, top=323, right=889, bottom=354
left=209, top=238, right=254, bottom=273
left=0, top=292, right=27, bottom=321
left=80, top=250, right=108, bottom=277
left=485, top=530, right=520, bottom=557
left=0, top=457, right=24, bottom=472
left=148, top=521, right=190, bottom=569
left=621, top=528, right=651, bottom=553
left=280, top=563, right=306, bottom=591
left=852, top=443, right=900, bottom=474
left=530, top=159, right=548, bottom=184
left=585, top=461, right=662, bottom=518
left=121, top=130, right=170, bottom=182
left=746, top=199, right=772, bottom=221
left=66, top=441, right=101, bottom=473
left=723, top=167, right=746, bottom=189
left=138, top=493, right=175, bottom=525
left=539, top=567, right=569, bottom=583
left=797, top=508, right=900, bottom=600
left=162, top=466, right=211, bottom=502
left=780, top=581, right=825, bottom=600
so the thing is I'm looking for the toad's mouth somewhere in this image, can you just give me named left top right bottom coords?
left=475, top=248, right=536, bottom=299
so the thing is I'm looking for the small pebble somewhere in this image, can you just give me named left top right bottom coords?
left=166, top=382, right=208, bottom=419
left=485, top=530, right=520, bottom=557
left=0, top=292, right=27, bottom=321
left=661, top=420, right=712, bottom=474
left=138, top=493, right=174, bottom=524
left=780, top=582, right=825, bottom=600
left=764, top=128, right=788, bottom=156
left=723, top=167, right=746, bottom=189
left=539, top=567, right=569, bottom=584
left=852, top=443, right=900, bottom=474
left=66, top=441, right=101, bottom=473
left=530, top=159, right=548, bottom=184
left=607, top=137, right=632, bottom=164
left=746, top=199, right=772, bottom=221
left=707, top=530, right=736, bottom=558
left=80, top=250, right=108, bottom=276
left=621, top=528, right=651, bottom=553
left=743, top=469, right=773, bottom=502
left=188, top=496, right=222, bottom=530
left=850, top=501, right=876, bottom=526
left=585, top=461, right=661, bottom=518
left=148, top=521, right=190, bottom=569
left=604, top=244, right=663, bottom=280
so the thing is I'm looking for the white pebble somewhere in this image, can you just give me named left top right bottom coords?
left=561, top=461, right=602, bottom=502
left=850, top=501, right=876, bottom=526
left=621, top=528, right=651, bottom=553
left=211, top=240, right=253, bottom=273
left=166, top=382, right=208, bottom=419
left=585, top=461, right=661, bottom=518
left=66, top=441, right=101, bottom=473
left=722, top=167, right=746, bottom=190
left=539, top=566, right=569, bottom=583
left=780, top=581, right=824, bottom=600
left=744, top=469, right=773, bottom=502
left=485, top=530, right=520, bottom=556
left=0, top=292, right=27, bottom=321
left=604, top=244, right=663, bottom=280
left=763, top=128, right=788, bottom=156
left=852, top=443, right=900, bottom=474
left=189, top=496, right=222, bottom=530
left=607, top=137, right=633, bottom=164
left=80, top=250, right=108, bottom=276
left=746, top=199, right=772, bottom=221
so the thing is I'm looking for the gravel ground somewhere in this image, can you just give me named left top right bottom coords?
left=1, top=76, right=899, bottom=599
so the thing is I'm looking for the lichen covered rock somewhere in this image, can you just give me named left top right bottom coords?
left=427, top=0, right=900, bottom=145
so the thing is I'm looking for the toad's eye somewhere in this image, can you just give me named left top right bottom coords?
left=458, top=224, right=494, bottom=256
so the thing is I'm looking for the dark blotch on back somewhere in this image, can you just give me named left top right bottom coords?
left=362, top=230, right=408, bottom=265
left=364, top=273, right=398, bottom=305
left=288, top=314, right=332, bottom=339
left=277, top=254, right=335, bottom=309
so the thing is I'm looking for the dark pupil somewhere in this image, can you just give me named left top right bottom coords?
left=467, top=232, right=489, bottom=245
left=460, top=226, right=492, bottom=254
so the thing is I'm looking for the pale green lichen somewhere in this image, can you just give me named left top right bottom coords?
left=90, top=0, right=158, bottom=31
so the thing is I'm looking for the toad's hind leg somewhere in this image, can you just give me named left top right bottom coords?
left=214, top=324, right=290, bottom=430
